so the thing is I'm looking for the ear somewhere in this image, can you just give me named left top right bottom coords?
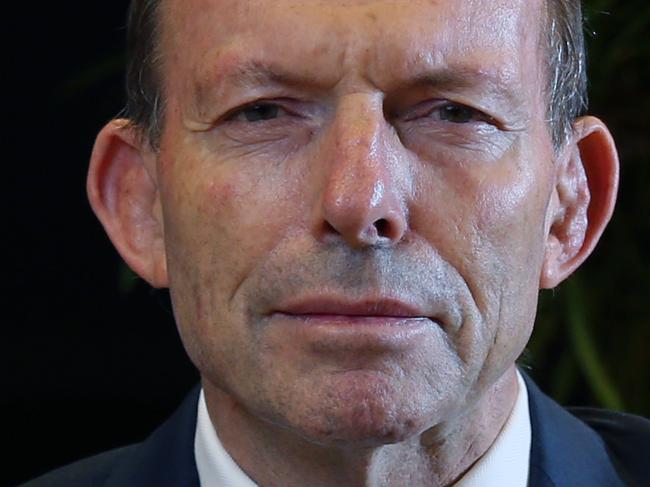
left=87, top=119, right=168, bottom=288
left=540, top=116, right=619, bottom=289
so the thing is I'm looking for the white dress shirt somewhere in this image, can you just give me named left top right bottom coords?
left=194, top=371, right=531, bottom=487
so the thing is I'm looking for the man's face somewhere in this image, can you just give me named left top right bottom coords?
left=156, top=0, right=555, bottom=444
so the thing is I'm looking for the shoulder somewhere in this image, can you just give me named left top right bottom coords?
left=19, top=385, right=202, bottom=487
left=522, top=370, right=649, bottom=486
left=569, top=407, right=650, bottom=484
left=19, top=445, right=140, bottom=487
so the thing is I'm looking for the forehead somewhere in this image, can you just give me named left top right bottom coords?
left=161, top=0, right=545, bottom=102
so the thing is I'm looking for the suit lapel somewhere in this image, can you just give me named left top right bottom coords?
left=523, top=373, right=625, bottom=487
left=104, top=384, right=202, bottom=487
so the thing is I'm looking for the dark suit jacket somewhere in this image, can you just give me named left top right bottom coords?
left=21, top=374, right=650, bottom=486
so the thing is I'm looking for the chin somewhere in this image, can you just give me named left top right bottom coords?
left=292, top=405, right=428, bottom=449
left=277, top=372, right=439, bottom=448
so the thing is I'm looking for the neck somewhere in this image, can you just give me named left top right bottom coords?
left=203, top=366, right=519, bottom=487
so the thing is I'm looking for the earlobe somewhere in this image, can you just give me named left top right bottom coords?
left=87, top=120, right=168, bottom=288
left=540, top=116, right=619, bottom=289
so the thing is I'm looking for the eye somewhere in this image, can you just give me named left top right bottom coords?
left=227, top=103, right=286, bottom=123
left=437, top=103, right=495, bottom=125
left=404, top=101, right=497, bottom=127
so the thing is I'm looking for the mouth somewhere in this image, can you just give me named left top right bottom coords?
left=270, top=296, right=436, bottom=330
left=275, top=297, right=429, bottom=319
left=266, top=296, right=441, bottom=355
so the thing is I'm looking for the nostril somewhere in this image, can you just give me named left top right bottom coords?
left=375, top=218, right=389, bottom=236
left=321, top=221, right=335, bottom=234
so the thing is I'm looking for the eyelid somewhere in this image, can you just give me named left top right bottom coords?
left=220, top=98, right=300, bottom=124
left=402, top=100, right=495, bottom=123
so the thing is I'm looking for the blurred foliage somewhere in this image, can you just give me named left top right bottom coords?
left=528, top=0, right=650, bottom=415
left=67, top=1, right=649, bottom=416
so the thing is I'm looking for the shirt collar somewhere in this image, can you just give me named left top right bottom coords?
left=453, top=370, right=531, bottom=486
left=194, top=371, right=531, bottom=487
left=194, top=389, right=259, bottom=487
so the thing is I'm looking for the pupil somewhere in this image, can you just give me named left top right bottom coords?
left=245, top=104, right=279, bottom=122
left=442, top=105, right=472, bottom=123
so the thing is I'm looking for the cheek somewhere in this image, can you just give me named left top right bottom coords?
left=474, top=150, right=553, bottom=270
left=159, top=160, right=279, bottom=376
left=468, top=155, right=553, bottom=360
left=159, top=146, right=308, bottom=324
left=159, top=164, right=247, bottom=334
left=414, top=155, right=549, bottom=266
left=165, top=168, right=265, bottom=296
left=412, top=145, right=553, bottom=326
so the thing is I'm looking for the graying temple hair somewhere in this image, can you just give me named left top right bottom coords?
left=123, top=0, right=588, bottom=150
left=545, top=0, right=588, bottom=145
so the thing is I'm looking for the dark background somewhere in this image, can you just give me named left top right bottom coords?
left=3, top=2, right=649, bottom=485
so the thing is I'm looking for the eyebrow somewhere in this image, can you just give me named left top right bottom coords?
left=194, top=60, right=340, bottom=104
left=206, top=58, right=512, bottom=89
left=403, top=68, right=505, bottom=92
left=191, top=59, right=332, bottom=117
left=194, top=58, right=526, bottom=116
left=404, top=66, right=526, bottom=109
left=221, top=60, right=328, bottom=89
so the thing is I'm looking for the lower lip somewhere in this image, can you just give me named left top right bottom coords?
left=278, top=314, right=425, bottom=325
left=268, top=313, right=436, bottom=344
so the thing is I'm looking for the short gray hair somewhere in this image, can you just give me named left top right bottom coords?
left=123, top=0, right=588, bottom=150
left=544, top=0, right=588, bottom=146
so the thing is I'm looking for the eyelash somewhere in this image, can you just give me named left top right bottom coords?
left=404, top=102, right=497, bottom=126
left=224, top=101, right=293, bottom=124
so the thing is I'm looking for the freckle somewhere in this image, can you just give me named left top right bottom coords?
left=366, top=12, right=377, bottom=22
left=312, top=43, right=330, bottom=56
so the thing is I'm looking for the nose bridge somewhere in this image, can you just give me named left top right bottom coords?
left=331, top=94, right=386, bottom=197
left=315, top=93, right=408, bottom=248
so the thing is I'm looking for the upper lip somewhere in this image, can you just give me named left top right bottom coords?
left=274, top=296, right=429, bottom=318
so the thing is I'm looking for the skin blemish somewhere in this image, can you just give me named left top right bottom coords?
left=312, top=42, right=332, bottom=57
left=197, top=177, right=243, bottom=217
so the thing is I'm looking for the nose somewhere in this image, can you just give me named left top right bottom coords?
left=314, top=95, right=408, bottom=248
